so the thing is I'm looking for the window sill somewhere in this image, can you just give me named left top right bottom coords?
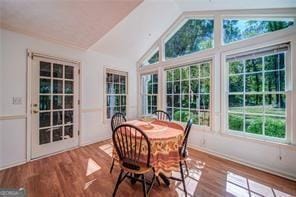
left=221, top=131, right=296, bottom=151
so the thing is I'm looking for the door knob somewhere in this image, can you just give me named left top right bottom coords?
left=33, top=110, right=39, bottom=114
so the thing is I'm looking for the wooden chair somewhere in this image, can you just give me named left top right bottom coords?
left=152, top=110, right=171, bottom=121
left=110, top=112, right=127, bottom=173
left=169, top=119, right=193, bottom=196
left=112, top=124, right=156, bottom=197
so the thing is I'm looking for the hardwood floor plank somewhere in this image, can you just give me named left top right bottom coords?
left=0, top=140, right=295, bottom=197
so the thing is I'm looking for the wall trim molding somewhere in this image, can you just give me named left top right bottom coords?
left=81, top=108, right=102, bottom=113
left=188, top=143, right=296, bottom=182
left=0, top=160, right=27, bottom=171
left=0, top=114, right=26, bottom=120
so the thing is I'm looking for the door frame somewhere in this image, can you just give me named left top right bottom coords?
left=26, top=49, right=82, bottom=161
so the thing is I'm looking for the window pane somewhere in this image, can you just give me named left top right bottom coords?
left=147, top=50, right=159, bottom=65
left=229, top=75, right=243, bottom=92
left=200, top=63, right=210, bottom=77
left=40, top=79, right=51, bottom=93
left=40, top=96, right=51, bottom=111
left=65, top=66, right=74, bottom=79
left=200, top=111, right=210, bottom=126
left=53, top=80, right=63, bottom=94
left=245, top=73, right=262, bottom=92
left=229, top=94, right=243, bottom=112
left=40, top=61, right=51, bottom=77
left=229, top=113, right=244, bottom=131
left=245, top=115, right=263, bottom=135
left=173, top=81, right=180, bottom=94
left=229, top=61, right=244, bottom=74
left=53, top=64, right=63, bottom=78
left=181, top=95, right=189, bottom=108
left=265, top=94, right=285, bottom=116
left=223, top=19, right=294, bottom=44
left=174, top=69, right=180, bottom=80
left=190, top=94, right=198, bottom=109
left=246, top=58, right=262, bottom=72
left=173, top=109, right=181, bottom=122
left=265, top=116, right=285, bottom=138
left=200, top=94, right=210, bottom=110
left=245, top=94, right=263, bottom=113
left=190, top=65, right=199, bottom=79
left=264, top=53, right=285, bottom=70
left=174, top=95, right=180, bottom=108
left=167, top=95, right=173, bottom=107
left=181, top=81, right=189, bottom=94
left=200, top=78, right=210, bottom=93
left=190, top=80, right=199, bottom=93
left=141, top=73, right=158, bottom=115
left=165, top=19, right=214, bottom=59
left=264, top=71, right=285, bottom=92
left=167, top=82, right=173, bottom=94
left=181, top=109, right=190, bottom=123
left=153, top=84, right=158, bottom=94
left=167, top=70, right=173, bottom=81
left=181, top=67, right=189, bottom=80
left=190, top=110, right=199, bottom=124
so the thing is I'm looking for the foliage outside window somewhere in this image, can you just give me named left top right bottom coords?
left=166, top=62, right=211, bottom=126
left=223, top=18, right=294, bottom=44
left=165, top=19, right=214, bottom=59
left=141, top=74, right=158, bottom=114
left=227, top=45, right=288, bottom=139
left=106, top=71, right=127, bottom=119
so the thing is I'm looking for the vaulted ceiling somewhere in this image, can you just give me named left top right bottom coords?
left=1, top=0, right=295, bottom=63
left=0, top=0, right=143, bottom=49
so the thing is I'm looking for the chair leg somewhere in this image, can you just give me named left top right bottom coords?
left=110, top=159, right=115, bottom=173
left=112, top=169, right=123, bottom=197
left=156, top=176, right=161, bottom=186
left=184, top=160, right=189, bottom=175
left=141, top=174, right=147, bottom=197
left=180, top=162, right=187, bottom=197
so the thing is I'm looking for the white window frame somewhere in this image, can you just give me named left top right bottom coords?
left=163, top=60, right=212, bottom=128
left=222, top=43, right=291, bottom=144
left=137, top=8, right=296, bottom=146
left=104, top=68, right=128, bottom=120
left=140, top=72, right=158, bottom=115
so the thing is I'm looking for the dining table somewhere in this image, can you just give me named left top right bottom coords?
left=112, top=119, right=184, bottom=185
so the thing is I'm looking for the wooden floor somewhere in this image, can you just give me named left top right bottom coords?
left=0, top=140, right=295, bottom=197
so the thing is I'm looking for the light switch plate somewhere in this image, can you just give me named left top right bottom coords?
left=12, top=97, right=22, bottom=105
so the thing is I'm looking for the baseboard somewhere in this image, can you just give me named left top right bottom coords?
left=80, top=136, right=111, bottom=146
left=0, top=160, right=26, bottom=171
left=188, top=143, right=296, bottom=182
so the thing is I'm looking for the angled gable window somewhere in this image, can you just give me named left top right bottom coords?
left=143, top=49, right=159, bottom=66
left=165, top=18, right=214, bottom=59
left=223, top=18, right=294, bottom=44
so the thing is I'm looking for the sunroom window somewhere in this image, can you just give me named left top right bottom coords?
left=143, top=49, right=159, bottom=66
left=223, top=18, right=294, bottom=44
left=141, top=73, right=158, bottom=115
left=166, top=61, right=211, bottom=126
left=106, top=70, right=127, bottom=119
left=165, top=19, right=214, bottom=59
left=227, top=44, right=289, bottom=140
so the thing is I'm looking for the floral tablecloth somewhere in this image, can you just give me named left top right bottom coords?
left=112, top=119, right=184, bottom=176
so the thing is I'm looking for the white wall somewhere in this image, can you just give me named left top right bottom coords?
left=0, top=28, right=137, bottom=169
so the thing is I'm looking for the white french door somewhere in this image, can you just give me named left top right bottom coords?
left=31, top=55, right=79, bottom=159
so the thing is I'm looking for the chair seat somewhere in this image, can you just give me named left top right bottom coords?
left=120, top=161, right=151, bottom=174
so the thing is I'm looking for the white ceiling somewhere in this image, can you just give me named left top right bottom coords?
left=1, top=0, right=296, bottom=63
left=0, top=0, right=143, bottom=49
left=91, top=0, right=296, bottom=63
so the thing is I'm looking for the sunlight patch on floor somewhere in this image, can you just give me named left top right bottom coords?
left=174, top=166, right=203, bottom=196
left=84, top=179, right=96, bottom=190
left=86, top=158, right=101, bottom=176
left=226, top=171, right=292, bottom=197
left=99, top=143, right=113, bottom=157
